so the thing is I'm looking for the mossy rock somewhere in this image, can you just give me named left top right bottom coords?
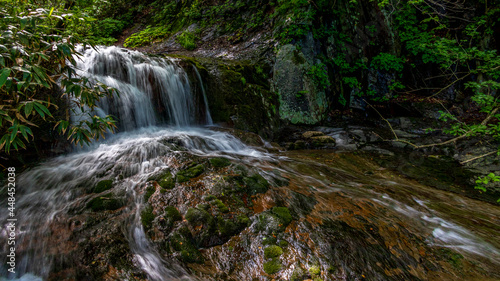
left=278, top=240, right=289, bottom=247
left=86, top=194, right=122, bottom=212
left=165, top=206, right=182, bottom=222
left=272, top=206, right=292, bottom=226
left=254, top=212, right=286, bottom=234
left=169, top=227, right=203, bottom=263
left=212, top=199, right=229, bottom=213
left=217, top=216, right=239, bottom=237
left=203, top=194, right=217, bottom=201
left=263, top=258, right=282, bottom=274
left=237, top=214, right=251, bottom=226
left=264, top=245, right=283, bottom=259
left=158, top=173, right=175, bottom=189
left=209, top=157, right=231, bottom=168
left=144, top=185, right=155, bottom=202
left=309, top=265, right=321, bottom=275
left=176, top=164, right=205, bottom=183
left=93, top=180, right=113, bottom=193
left=291, top=267, right=307, bottom=281
left=243, top=173, right=269, bottom=195
left=185, top=207, right=213, bottom=225
left=141, top=205, right=155, bottom=230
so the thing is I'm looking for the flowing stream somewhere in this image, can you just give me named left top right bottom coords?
left=1, top=47, right=500, bottom=281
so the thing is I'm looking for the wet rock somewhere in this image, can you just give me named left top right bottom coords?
left=86, top=194, right=123, bottom=212
left=302, top=131, right=324, bottom=139
left=311, top=136, right=336, bottom=148
left=294, top=140, right=306, bottom=150
left=393, top=129, right=418, bottom=138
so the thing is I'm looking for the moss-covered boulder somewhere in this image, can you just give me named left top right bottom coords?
left=263, top=258, right=282, bottom=274
left=212, top=199, right=229, bottom=213
left=165, top=206, right=182, bottom=223
left=176, top=164, right=205, bottom=183
left=264, top=245, right=283, bottom=259
left=272, top=206, right=292, bottom=226
left=168, top=227, right=204, bottom=263
left=158, top=173, right=175, bottom=189
left=209, top=157, right=231, bottom=168
left=243, top=173, right=269, bottom=195
left=311, top=135, right=336, bottom=148
left=273, top=44, right=327, bottom=125
left=185, top=207, right=213, bottom=226
left=86, top=193, right=122, bottom=212
left=93, top=180, right=113, bottom=193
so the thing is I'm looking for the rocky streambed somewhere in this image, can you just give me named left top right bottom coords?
left=3, top=127, right=499, bottom=281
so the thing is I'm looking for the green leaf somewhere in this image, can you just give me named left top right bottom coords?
left=0, top=68, right=11, bottom=87
left=24, top=102, right=34, bottom=117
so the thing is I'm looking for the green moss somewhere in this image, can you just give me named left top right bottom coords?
left=185, top=207, right=212, bottom=225
left=213, top=199, right=229, bottom=213
left=93, top=180, right=113, bottom=193
left=272, top=206, right=292, bottom=226
left=309, top=265, right=321, bottom=275
left=144, top=185, right=155, bottom=202
left=243, top=173, right=269, bottom=195
left=204, top=194, right=217, bottom=201
left=438, top=248, right=464, bottom=269
left=141, top=206, right=155, bottom=230
left=164, top=206, right=182, bottom=222
left=169, top=228, right=203, bottom=263
left=86, top=194, right=122, bottom=211
left=217, top=216, right=238, bottom=237
left=263, top=258, right=282, bottom=274
left=237, top=214, right=251, bottom=226
left=279, top=240, right=289, bottom=247
left=209, top=157, right=231, bottom=168
left=158, top=173, right=175, bottom=189
left=176, top=164, right=205, bottom=183
left=264, top=245, right=283, bottom=259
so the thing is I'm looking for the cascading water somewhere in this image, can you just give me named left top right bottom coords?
left=73, top=46, right=211, bottom=129
left=2, top=46, right=500, bottom=281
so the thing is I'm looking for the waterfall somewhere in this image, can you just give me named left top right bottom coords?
left=74, top=46, right=201, bottom=129
left=0, top=46, right=261, bottom=281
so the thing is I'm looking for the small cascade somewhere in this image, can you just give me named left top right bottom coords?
left=75, top=46, right=202, bottom=129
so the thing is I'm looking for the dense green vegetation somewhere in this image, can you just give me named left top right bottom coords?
left=0, top=2, right=117, bottom=155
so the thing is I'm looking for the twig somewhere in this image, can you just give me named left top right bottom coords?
left=460, top=150, right=498, bottom=165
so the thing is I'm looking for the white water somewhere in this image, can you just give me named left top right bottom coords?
left=0, top=46, right=262, bottom=280
left=74, top=46, right=199, bottom=129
